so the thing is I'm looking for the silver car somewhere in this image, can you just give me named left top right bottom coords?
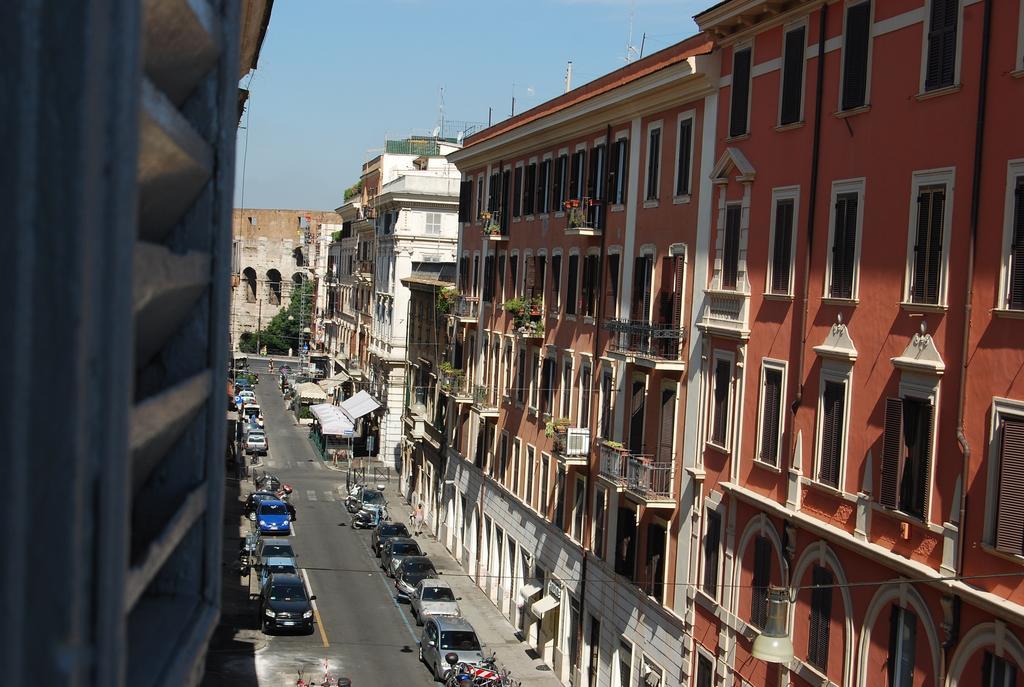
left=410, top=578, right=460, bottom=625
left=418, top=616, right=485, bottom=681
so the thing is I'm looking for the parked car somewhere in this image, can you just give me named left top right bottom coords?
left=245, top=430, right=268, bottom=455
left=409, top=578, right=459, bottom=624
left=371, top=521, right=410, bottom=556
left=243, top=490, right=279, bottom=520
left=256, top=538, right=295, bottom=566
left=345, top=485, right=386, bottom=513
left=258, top=572, right=315, bottom=634
left=242, top=403, right=264, bottom=426
left=380, top=537, right=422, bottom=577
left=238, top=389, right=256, bottom=405
left=258, top=556, right=297, bottom=587
left=255, top=499, right=291, bottom=535
left=395, top=557, right=439, bottom=603
left=418, top=616, right=485, bottom=681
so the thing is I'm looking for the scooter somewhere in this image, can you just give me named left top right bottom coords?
left=352, top=505, right=388, bottom=529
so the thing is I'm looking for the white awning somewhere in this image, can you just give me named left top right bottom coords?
left=340, top=390, right=381, bottom=421
left=530, top=594, right=560, bottom=618
left=309, top=403, right=354, bottom=436
left=294, top=382, right=328, bottom=401
left=518, top=581, right=543, bottom=600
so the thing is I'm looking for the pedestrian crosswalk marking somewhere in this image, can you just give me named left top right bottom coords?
left=306, top=490, right=318, bottom=501
left=312, top=460, right=323, bottom=471
left=322, top=491, right=335, bottom=502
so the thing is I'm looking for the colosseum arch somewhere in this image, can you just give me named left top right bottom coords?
left=242, top=267, right=257, bottom=303
left=266, top=269, right=282, bottom=305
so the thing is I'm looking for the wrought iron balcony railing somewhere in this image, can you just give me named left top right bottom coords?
left=605, top=320, right=686, bottom=361
left=471, top=384, right=499, bottom=416
left=598, top=441, right=674, bottom=503
left=452, top=295, right=479, bottom=320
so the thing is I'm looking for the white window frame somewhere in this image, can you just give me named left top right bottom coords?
left=777, top=18, right=809, bottom=126
left=540, top=153, right=553, bottom=215
left=529, top=348, right=540, bottom=412
left=539, top=452, right=551, bottom=515
left=837, top=0, right=875, bottom=111
left=813, top=361, right=853, bottom=493
left=424, top=211, right=442, bottom=235
left=561, top=356, right=573, bottom=419
left=672, top=109, right=696, bottom=203
left=616, top=639, right=634, bottom=687
left=555, top=148, right=570, bottom=216
left=571, top=475, right=587, bottom=543
left=902, top=168, right=955, bottom=308
left=707, top=350, right=735, bottom=452
left=525, top=445, right=536, bottom=508
left=917, top=0, right=965, bottom=94
left=997, top=159, right=1024, bottom=312
left=578, top=356, right=593, bottom=429
left=755, top=358, right=788, bottom=470
left=512, top=161, right=525, bottom=222
left=611, top=131, right=629, bottom=209
left=983, top=397, right=1024, bottom=550
left=566, top=247, right=581, bottom=320
left=644, top=120, right=663, bottom=205
left=700, top=491, right=725, bottom=601
left=765, top=186, right=800, bottom=297
left=823, top=178, right=866, bottom=302
left=525, top=157, right=539, bottom=218
left=573, top=142, right=588, bottom=201
left=591, top=484, right=607, bottom=559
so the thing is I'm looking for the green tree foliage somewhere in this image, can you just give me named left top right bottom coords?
left=237, top=279, right=314, bottom=354
left=343, top=179, right=363, bottom=202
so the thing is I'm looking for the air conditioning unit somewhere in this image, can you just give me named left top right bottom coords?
left=565, top=427, right=590, bottom=456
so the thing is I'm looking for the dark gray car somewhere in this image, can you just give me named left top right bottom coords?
left=371, top=521, right=410, bottom=556
left=418, top=616, right=485, bottom=681
left=380, top=537, right=422, bottom=577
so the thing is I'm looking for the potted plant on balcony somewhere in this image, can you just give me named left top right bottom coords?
left=439, top=361, right=464, bottom=393
left=545, top=416, right=572, bottom=438
left=564, top=197, right=598, bottom=229
left=481, top=211, right=502, bottom=237
left=436, top=286, right=457, bottom=314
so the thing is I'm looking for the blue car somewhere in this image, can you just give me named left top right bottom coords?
left=256, top=499, right=291, bottom=535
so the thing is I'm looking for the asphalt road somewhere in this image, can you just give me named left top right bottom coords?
left=250, top=373, right=434, bottom=686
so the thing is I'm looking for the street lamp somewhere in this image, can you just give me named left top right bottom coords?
left=751, top=587, right=795, bottom=663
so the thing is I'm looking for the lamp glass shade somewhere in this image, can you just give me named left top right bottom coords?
left=751, top=587, right=795, bottom=664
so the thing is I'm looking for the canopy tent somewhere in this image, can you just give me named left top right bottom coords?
left=340, top=390, right=381, bottom=421
left=309, top=404, right=354, bottom=436
left=294, top=381, right=328, bottom=402
left=318, top=374, right=348, bottom=394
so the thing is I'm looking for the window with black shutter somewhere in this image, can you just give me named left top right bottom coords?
left=459, top=256, right=468, bottom=293
left=911, top=185, right=946, bottom=304
left=1008, top=178, right=1024, bottom=309
left=841, top=2, right=871, bottom=110
left=711, top=358, right=731, bottom=447
left=500, top=169, right=511, bottom=233
left=780, top=26, right=807, bottom=125
left=551, top=254, right=562, bottom=312
left=925, top=0, right=958, bottom=91
left=808, top=565, right=834, bottom=671
left=524, top=163, right=536, bottom=215
left=646, top=127, right=661, bottom=201
left=996, top=418, right=1024, bottom=556
left=541, top=357, right=555, bottom=416
left=723, top=205, right=742, bottom=290
left=887, top=606, right=917, bottom=687
left=516, top=349, right=526, bottom=404
left=771, top=198, right=795, bottom=294
left=609, top=138, right=628, bottom=205
left=759, top=367, right=783, bottom=466
left=483, top=255, right=495, bottom=303
left=458, top=179, right=473, bottom=223
left=581, top=255, right=593, bottom=318
left=751, top=535, right=772, bottom=629
left=730, top=47, right=752, bottom=137
left=566, top=254, right=579, bottom=315
left=570, top=151, right=585, bottom=200
left=488, top=173, right=498, bottom=212
left=554, top=154, right=567, bottom=209
left=512, top=168, right=523, bottom=218
left=509, top=254, right=519, bottom=299
left=538, top=159, right=551, bottom=214
left=983, top=651, right=1019, bottom=686
left=830, top=192, right=859, bottom=299
left=702, top=509, right=721, bottom=597
left=818, top=381, right=846, bottom=487
left=476, top=178, right=484, bottom=220
left=696, top=655, right=713, bottom=687
left=676, top=118, right=693, bottom=197
left=879, top=397, right=933, bottom=519
left=497, top=254, right=506, bottom=302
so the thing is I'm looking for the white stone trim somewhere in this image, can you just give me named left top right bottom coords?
left=902, top=167, right=956, bottom=306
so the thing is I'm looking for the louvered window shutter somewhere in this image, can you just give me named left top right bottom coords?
left=566, top=255, right=579, bottom=315
left=570, top=152, right=581, bottom=200
left=703, top=510, right=721, bottom=595
left=512, top=168, right=523, bottom=218
left=553, top=158, right=563, bottom=208
left=996, top=419, right=1024, bottom=556
left=880, top=398, right=904, bottom=508
left=772, top=200, right=794, bottom=294
left=524, top=164, right=536, bottom=215
left=1008, top=180, right=1024, bottom=309
left=658, top=256, right=674, bottom=323
left=925, top=0, right=958, bottom=91
left=458, top=180, right=472, bottom=222
left=819, top=382, right=845, bottom=487
left=887, top=606, right=901, bottom=683
left=831, top=194, right=858, bottom=299
left=631, top=256, right=645, bottom=320
left=912, top=403, right=934, bottom=519
left=607, top=254, right=620, bottom=319
left=608, top=141, right=620, bottom=202
left=619, top=139, right=630, bottom=203
left=676, top=119, right=692, bottom=196
left=808, top=566, right=834, bottom=669
left=751, top=536, right=772, bottom=629
left=525, top=255, right=536, bottom=290
left=780, top=26, right=806, bottom=125
left=723, top=206, right=742, bottom=290
left=671, top=256, right=685, bottom=327
left=841, top=2, right=870, bottom=110
left=729, top=48, right=751, bottom=137
left=912, top=187, right=945, bottom=304
left=586, top=148, right=597, bottom=200
left=760, top=369, right=782, bottom=465
left=713, top=360, right=730, bottom=445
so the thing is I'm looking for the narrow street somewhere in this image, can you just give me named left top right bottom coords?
left=240, top=373, right=434, bottom=686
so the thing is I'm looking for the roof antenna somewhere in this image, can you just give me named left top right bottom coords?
left=564, top=61, right=573, bottom=93
left=625, top=0, right=640, bottom=63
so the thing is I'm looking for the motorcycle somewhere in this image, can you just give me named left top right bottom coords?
left=351, top=505, right=388, bottom=529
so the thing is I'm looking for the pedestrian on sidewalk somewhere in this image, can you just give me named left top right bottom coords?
left=412, top=503, right=424, bottom=536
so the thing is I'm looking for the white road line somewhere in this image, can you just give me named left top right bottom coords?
left=312, top=460, right=323, bottom=471
left=301, top=568, right=330, bottom=648
left=289, top=523, right=297, bottom=537
left=306, top=490, right=318, bottom=502
left=322, top=491, right=335, bottom=502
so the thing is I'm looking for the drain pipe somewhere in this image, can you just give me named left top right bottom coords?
left=954, top=0, right=991, bottom=583
left=790, top=2, right=827, bottom=420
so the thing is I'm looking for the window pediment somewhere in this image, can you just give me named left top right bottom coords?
left=711, top=147, right=756, bottom=184
left=891, top=326, right=945, bottom=374
left=813, top=317, right=858, bottom=362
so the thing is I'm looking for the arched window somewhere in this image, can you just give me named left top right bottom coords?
left=292, top=272, right=305, bottom=291
left=266, top=269, right=282, bottom=305
left=242, top=267, right=257, bottom=303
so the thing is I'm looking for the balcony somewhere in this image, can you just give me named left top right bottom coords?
left=697, top=288, right=750, bottom=339
left=481, top=212, right=509, bottom=242
left=451, top=295, right=479, bottom=324
left=441, top=370, right=472, bottom=403
left=563, top=197, right=603, bottom=237
left=553, top=426, right=590, bottom=467
left=598, top=441, right=675, bottom=508
left=471, top=385, right=499, bottom=418
left=504, top=298, right=545, bottom=341
left=357, top=260, right=373, bottom=282
left=605, top=320, right=687, bottom=371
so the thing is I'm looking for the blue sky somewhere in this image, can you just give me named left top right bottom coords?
left=234, top=0, right=706, bottom=211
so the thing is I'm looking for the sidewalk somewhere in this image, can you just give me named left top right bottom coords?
left=414, top=530, right=563, bottom=687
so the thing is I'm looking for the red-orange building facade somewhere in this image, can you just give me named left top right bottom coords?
left=436, top=2, right=1024, bottom=686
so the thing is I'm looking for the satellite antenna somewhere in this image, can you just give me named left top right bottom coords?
left=456, top=131, right=465, bottom=144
